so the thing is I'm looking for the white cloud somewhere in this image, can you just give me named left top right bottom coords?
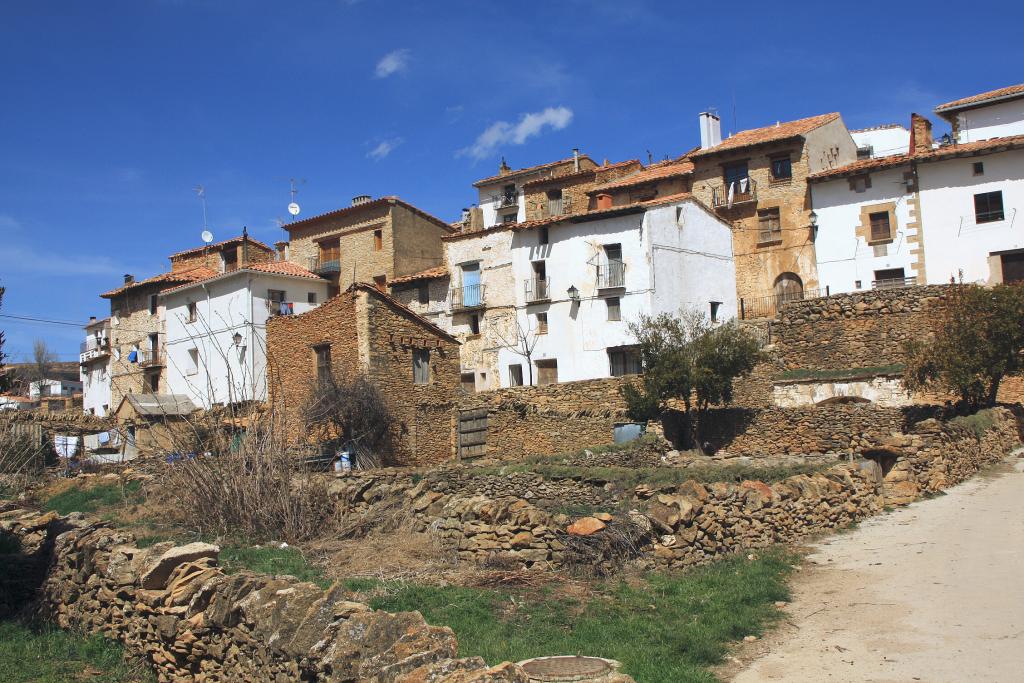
left=458, top=106, right=574, bottom=161
left=367, top=138, right=403, bottom=160
left=375, top=49, right=410, bottom=78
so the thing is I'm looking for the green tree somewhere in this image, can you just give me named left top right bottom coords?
left=904, top=282, right=1024, bottom=409
left=621, top=311, right=762, bottom=449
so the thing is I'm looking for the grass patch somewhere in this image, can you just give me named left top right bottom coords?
left=777, top=364, right=905, bottom=382
left=366, top=550, right=795, bottom=683
left=42, top=480, right=144, bottom=516
left=219, top=545, right=329, bottom=588
left=0, top=620, right=153, bottom=683
left=950, top=408, right=997, bottom=440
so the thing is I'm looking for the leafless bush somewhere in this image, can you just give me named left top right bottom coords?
left=0, top=415, right=49, bottom=498
left=153, top=406, right=334, bottom=543
left=558, top=518, right=652, bottom=577
left=302, top=372, right=396, bottom=467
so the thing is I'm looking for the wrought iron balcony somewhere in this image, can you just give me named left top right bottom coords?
left=266, top=301, right=295, bottom=316
left=711, top=178, right=758, bottom=209
left=596, top=262, right=626, bottom=289
left=872, top=276, right=917, bottom=290
left=492, top=193, right=518, bottom=209
left=79, top=338, right=110, bottom=363
left=451, top=284, right=486, bottom=311
left=524, top=277, right=550, bottom=302
left=308, top=257, right=341, bottom=274
left=137, top=348, right=163, bottom=367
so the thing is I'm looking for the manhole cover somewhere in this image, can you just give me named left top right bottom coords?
left=519, top=655, right=613, bottom=681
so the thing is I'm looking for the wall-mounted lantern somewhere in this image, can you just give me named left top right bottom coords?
left=567, top=285, right=580, bottom=301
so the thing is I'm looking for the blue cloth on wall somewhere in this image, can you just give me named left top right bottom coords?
left=127, top=350, right=138, bottom=363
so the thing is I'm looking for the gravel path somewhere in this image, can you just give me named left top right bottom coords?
left=730, top=453, right=1024, bottom=683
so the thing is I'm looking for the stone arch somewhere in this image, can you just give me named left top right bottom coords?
left=773, top=272, right=804, bottom=303
left=815, top=395, right=872, bottom=405
left=861, top=447, right=901, bottom=477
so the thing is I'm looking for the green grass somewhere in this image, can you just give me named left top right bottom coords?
left=950, top=408, right=997, bottom=440
left=219, top=545, right=329, bottom=588
left=0, top=621, right=153, bottom=683
left=777, top=364, right=905, bottom=382
left=366, top=550, right=795, bottom=683
left=42, top=481, right=144, bottom=516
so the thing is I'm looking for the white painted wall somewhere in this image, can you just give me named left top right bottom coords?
left=477, top=182, right=526, bottom=228
left=918, top=147, right=1024, bottom=284
left=812, top=163, right=920, bottom=294
left=29, top=379, right=82, bottom=398
left=496, top=200, right=735, bottom=386
left=851, top=126, right=910, bottom=158
left=81, top=364, right=111, bottom=415
left=953, top=98, right=1024, bottom=142
left=162, top=272, right=328, bottom=409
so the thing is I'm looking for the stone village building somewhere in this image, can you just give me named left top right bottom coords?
left=79, top=316, right=111, bottom=416
left=266, top=282, right=460, bottom=465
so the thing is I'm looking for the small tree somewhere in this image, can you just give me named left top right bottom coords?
left=32, top=338, right=57, bottom=384
left=904, top=282, right=1024, bottom=409
left=492, top=311, right=541, bottom=385
left=302, top=372, right=395, bottom=467
left=621, top=311, right=762, bottom=449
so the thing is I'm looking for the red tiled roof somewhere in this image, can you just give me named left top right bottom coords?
left=472, top=155, right=596, bottom=187
left=389, top=266, right=449, bottom=286
left=101, top=266, right=218, bottom=299
left=159, top=260, right=323, bottom=295
left=690, top=113, right=842, bottom=158
left=935, top=84, right=1024, bottom=115
left=810, top=133, right=1024, bottom=181
left=283, top=196, right=455, bottom=234
left=505, top=192, right=699, bottom=232
left=589, top=159, right=694, bottom=193
left=441, top=223, right=513, bottom=243
left=520, top=159, right=641, bottom=188
left=168, top=235, right=273, bottom=260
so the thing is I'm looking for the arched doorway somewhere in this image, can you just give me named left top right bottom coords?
left=774, top=272, right=804, bottom=305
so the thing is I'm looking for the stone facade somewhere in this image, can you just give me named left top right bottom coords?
left=772, top=375, right=910, bottom=407
left=266, top=284, right=461, bottom=465
left=521, top=161, right=641, bottom=221
left=106, top=284, right=172, bottom=409
left=169, top=236, right=275, bottom=274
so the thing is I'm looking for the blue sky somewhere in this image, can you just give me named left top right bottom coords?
left=2, top=0, right=1022, bottom=361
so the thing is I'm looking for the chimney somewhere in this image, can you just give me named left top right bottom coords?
left=573, top=148, right=581, bottom=172
left=699, top=111, right=722, bottom=150
left=123, top=274, right=134, bottom=284
left=460, top=208, right=471, bottom=223
left=89, top=316, right=96, bottom=324
left=351, top=195, right=371, bottom=206
left=909, top=113, right=934, bottom=155
left=499, top=157, right=511, bottom=176
left=596, top=193, right=613, bottom=210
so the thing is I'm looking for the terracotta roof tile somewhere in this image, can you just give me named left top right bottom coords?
left=472, top=155, right=596, bottom=187
left=520, top=159, right=641, bottom=188
left=590, top=159, right=694, bottom=193
left=101, top=266, right=218, bottom=299
left=506, top=192, right=697, bottom=232
left=283, top=196, right=455, bottom=234
left=690, top=113, right=841, bottom=158
left=168, top=235, right=273, bottom=260
left=389, top=266, right=449, bottom=286
left=935, top=84, right=1024, bottom=114
left=808, top=154, right=912, bottom=180
left=159, top=260, right=323, bottom=295
left=345, top=283, right=459, bottom=344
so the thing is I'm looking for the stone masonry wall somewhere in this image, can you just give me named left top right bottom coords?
left=0, top=507, right=534, bottom=682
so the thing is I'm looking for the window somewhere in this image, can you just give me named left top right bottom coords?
left=319, top=238, right=340, bottom=263
left=149, top=294, right=158, bottom=315
left=999, top=251, right=1024, bottom=284
left=468, top=313, right=480, bottom=335
left=973, top=162, right=985, bottom=176
left=606, top=296, right=621, bottom=321
left=502, top=184, right=516, bottom=203
left=145, top=371, right=159, bottom=393
left=503, top=214, right=517, bottom=223
left=509, top=364, right=524, bottom=387
left=373, top=229, right=383, bottom=251
left=974, top=191, right=1004, bottom=223
left=460, top=372, right=476, bottom=393
left=874, top=268, right=906, bottom=288
left=536, top=359, right=558, bottom=386
left=758, top=208, right=782, bottom=243
left=850, top=175, right=871, bottom=193
left=770, top=156, right=792, bottom=180
left=600, top=244, right=625, bottom=288
left=539, top=226, right=549, bottom=245
left=547, top=189, right=564, bottom=216
left=187, top=302, right=197, bottom=323
left=222, top=248, right=238, bottom=272
left=857, top=146, right=873, bottom=160
left=723, top=161, right=749, bottom=189
left=608, top=347, right=642, bottom=377
left=710, top=301, right=721, bottom=323
left=413, top=349, right=431, bottom=385
left=373, top=275, right=387, bottom=292
left=417, top=284, right=429, bottom=305
left=869, top=211, right=892, bottom=242
left=267, top=289, right=286, bottom=315
left=187, top=348, right=199, bottom=376
left=314, top=344, right=332, bottom=385
left=303, top=292, right=315, bottom=305
left=536, top=312, right=548, bottom=334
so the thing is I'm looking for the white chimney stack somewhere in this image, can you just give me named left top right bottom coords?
left=573, top=148, right=580, bottom=172
left=699, top=111, right=722, bottom=150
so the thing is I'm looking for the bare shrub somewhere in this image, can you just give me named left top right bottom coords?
left=0, top=415, right=49, bottom=498
left=302, top=372, right=396, bottom=467
left=558, top=518, right=652, bottom=577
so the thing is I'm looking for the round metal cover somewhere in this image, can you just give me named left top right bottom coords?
left=519, top=655, right=612, bottom=681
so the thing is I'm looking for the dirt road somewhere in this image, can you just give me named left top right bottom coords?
left=731, top=454, right=1024, bottom=683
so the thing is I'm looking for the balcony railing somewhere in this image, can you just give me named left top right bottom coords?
left=267, top=301, right=295, bottom=316
left=308, top=257, right=341, bottom=274
left=492, top=193, right=518, bottom=209
left=596, top=262, right=626, bottom=289
left=872, top=276, right=917, bottom=290
left=137, top=348, right=163, bottom=367
left=524, top=277, right=550, bottom=302
left=451, top=284, right=486, bottom=311
left=711, top=178, right=758, bottom=209
left=739, top=286, right=830, bottom=320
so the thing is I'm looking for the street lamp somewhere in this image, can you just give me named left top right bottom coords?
left=809, top=210, right=819, bottom=240
left=233, top=332, right=243, bottom=347
left=567, top=285, right=579, bottom=301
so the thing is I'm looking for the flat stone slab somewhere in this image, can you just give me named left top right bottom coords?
left=140, top=542, right=220, bottom=590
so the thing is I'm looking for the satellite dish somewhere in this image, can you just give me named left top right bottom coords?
left=201, top=230, right=214, bottom=244
left=288, top=202, right=301, bottom=216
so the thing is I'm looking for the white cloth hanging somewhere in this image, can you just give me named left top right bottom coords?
left=54, top=434, right=79, bottom=458
left=739, top=177, right=749, bottom=193
left=727, top=181, right=735, bottom=209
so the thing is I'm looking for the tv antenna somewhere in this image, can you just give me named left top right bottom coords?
left=194, top=184, right=208, bottom=231
left=287, top=178, right=306, bottom=220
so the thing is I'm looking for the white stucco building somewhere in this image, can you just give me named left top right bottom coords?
left=80, top=316, right=112, bottom=416
left=160, top=261, right=329, bottom=409
left=851, top=124, right=911, bottom=159
left=29, top=378, right=83, bottom=400
left=812, top=83, right=1024, bottom=293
